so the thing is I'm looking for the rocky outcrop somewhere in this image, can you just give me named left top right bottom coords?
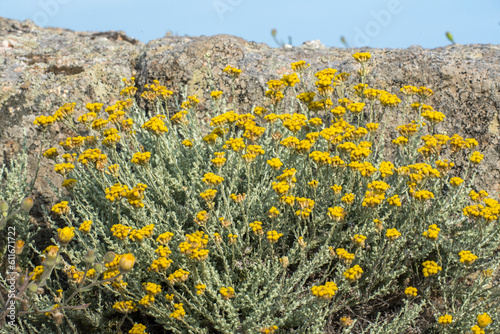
left=1, top=17, right=499, bottom=207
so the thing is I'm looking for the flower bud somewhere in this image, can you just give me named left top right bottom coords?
left=119, top=253, right=136, bottom=273
left=15, top=240, right=25, bottom=255
left=20, top=198, right=34, bottom=212
left=93, top=263, right=104, bottom=273
left=104, top=251, right=116, bottom=263
left=84, top=249, right=95, bottom=264
left=28, top=283, right=38, bottom=293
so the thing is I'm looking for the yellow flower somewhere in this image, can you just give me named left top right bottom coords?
left=330, top=184, right=342, bottom=195
left=30, top=266, right=45, bottom=281
left=268, top=207, right=280, bottom=218
left=34, top=115, right=57, bottom=128
left=170, top=303, right=186, bottom=320
left=223, top=65, right=241, bottom=78
left=327, top=207, right=345, bottom=221
left=470, top=151, right=484, bottom=164
left=423, top=224, right=440, bottom=240
left=51, top=201, right=70, bottom=215
left=200, top=189, right=217, bottom=202
left=404, top=287, right=417, bottom=297
left=142, top=115, right=168, bottom=135
left=291, top=60, right=310, bottom=72
left=266, top=231, right=282, bottom=244
left=249, top=221, right=264, bottom=236
left=220, top=287, right=235, bottom=300
left=131, top=152, right=151, bottom=166
left=387, top=194, right=401, bottom=207
left=113, top=301, right=137, bottom=314
left=413, top=190, right=434, bottom=201
left=57, top=227, right=75, bottom=245
left=142, top=282, right=162, bottom=295
left=266, top=158, right=283, bottom=172
left=449, top=177, right=464, bottom=186
left=260, top=325, right=278, bottom=334
left=195, top=283, right=206, bottom=295
left=308, top=180, right=319, bottom=189
left=341, top=193, right=355, bottom=205
left=458, top=250, right=478, bottom=266
left=139, top=294, right=155, bottom=307
left=476, top=313, right=492, bottom=328
left=386, top=228, right=401, bottom=241
left=148, top=257, right=172, bottom=272
left=311, top=281, right=338, bottom=299
left=352, top=52, right=371, bottom=63
left=182, top=139, right=193, bottom=148
left=168, top=269, right=190, bottom=284
left=422, top=261, right=442, bottom=277
left=79, top=220, right=92, bottom=234
left=471, top=325, right=485, bottom=334
left=336, top=248, right=355, bottom=264
left=211, top=91, right=223, bottom=100
left=352, top=234, right=366, bottom=248
left=119, top=253, right=136, bottom=273
left=343, top=265, right=363, bottom=282
left=202, top=173, right=224, bottom=186
left=438, top=314, right=452, bottom=326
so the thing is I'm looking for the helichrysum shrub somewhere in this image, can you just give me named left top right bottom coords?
left=1, top=53, right=499, bottom=334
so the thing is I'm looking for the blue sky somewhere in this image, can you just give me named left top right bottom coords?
left=1, top=0, right=499, bottom=48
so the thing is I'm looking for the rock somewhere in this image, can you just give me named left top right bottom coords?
left=1, top=17, right=499, bottom=210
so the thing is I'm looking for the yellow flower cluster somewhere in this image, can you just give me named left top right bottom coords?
left=142, top=115, right=168, bottom=135
left=386, top=228, right=401, bottom=241
left=291, top=60, right=310, bottom=71
left=202, top=173, right=224, bottom=186
left=336, top=248, right=355, bottom=264
left=129, top=324, right=147, bottom=334
left=267, top=230, right=283, bottom=244
left=223, top=137, right=245, bottom=152
left=387, top=194, right=401, bottom=207
left=423, top=224, right=440, bottom=240
left=311, top=281, right=338, bottom=299
left=220, top=287, right=235, bottom=299
left=352, top=234, right=366, bottom=248
left=327, top=207, right=345, bottom=221
left=249, top=221, right=263, bottom=235
left=476, top=313, right=492, bottom=328
left=179, top=231, right=209, bottom=261
left=131, top=152, right=151, bottom=166
left=422, top=261, right=442, bottom=277
left=34, top=115, right=57, bottom=128
left=142, top=282, right=161, bottom=296
left=77, top=148, right=107, bottom=170
left=170, top=303, right=186, bottom=320
left=111, top=224, right=132, bottom=240
left=51, top=201, right=69, bottom=215
left=458, top=250, right=478, bottom=266
left=260, top=325, right=278, bottom=334
left=113, top=301, right=137, bottom=314
left=53, top=102, right=76, bottom=121
left=129, top=224, right=155, bottom=242
left=352, top=52, right=371, bottom=63
left=438, top=314, right=452, bottom=326
left=343, top=265, right=363, bottom=282
left=200, top=189, right=217, bottom=202
left=54, top=163, right=74, bottom=176
left=404, top=287, right=417, bottom=297
left=168, top=269, right=190, bottom=284
left=223, top=65, right=241, bottom=78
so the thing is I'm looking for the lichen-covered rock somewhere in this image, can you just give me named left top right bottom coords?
left=0, top=17, right=143, bottom=203
left=137, top=35, right=500, bottom=194
left=1, top=17, right=499, bottom=211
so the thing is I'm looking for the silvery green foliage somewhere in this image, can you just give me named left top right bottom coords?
left=3, top=63, right=500, bottom=333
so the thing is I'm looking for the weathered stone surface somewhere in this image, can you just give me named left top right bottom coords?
left=138, top=35, right=500, bottom=194
left=0, top=17, right=142, bottom=203
left=1, top=17, right=499, bottom=208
